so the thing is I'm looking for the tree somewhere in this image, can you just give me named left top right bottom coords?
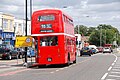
left=74, top=24, right=120, bottom=46
left=74, top=25, right=88, bottom=36
left=89, top=24, right=119, bottom=46
left=89, top=30, right=100, bottom=46
left=87, top=27, right=96, bottom=36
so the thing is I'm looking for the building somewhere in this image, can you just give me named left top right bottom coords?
left=75, top=34, right=82, bottom=48
left=0, top=12, right=32, bottom=46
left=0, top=13, right=15, bottom=45
left=14, top=19, right=31, bottom=36
left=14, top=18, right=25, bottom=37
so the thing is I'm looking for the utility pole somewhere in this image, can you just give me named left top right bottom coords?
left=78, top=25, right=79, bottom=34
left=24, top=0, right=28, bottom=65
left=100, top=27, right=102, bottom=47
left=30, top=0, right=32, bottom=63
left=30, top=0, right=32, bottom=20
left=105, top=29, right=106, bottom=44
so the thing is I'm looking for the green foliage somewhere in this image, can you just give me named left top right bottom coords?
left=74, top=24, right=120, bottom=46
left=74, top=25, right=88, bottom=36
left=89, top=30, right=100, bottom=46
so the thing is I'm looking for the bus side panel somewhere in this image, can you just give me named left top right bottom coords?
left=58, top=35, right=66, bottom=64
left=65, top=36, right=76, bottom=63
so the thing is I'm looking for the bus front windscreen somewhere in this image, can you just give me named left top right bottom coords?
left=40, top=36, right=58, bottom=46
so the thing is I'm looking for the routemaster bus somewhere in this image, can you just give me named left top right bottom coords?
left=31, top=9, right=76, bottom=66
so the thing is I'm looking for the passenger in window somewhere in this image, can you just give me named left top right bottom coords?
left=51, top=39, right=57, bottom=46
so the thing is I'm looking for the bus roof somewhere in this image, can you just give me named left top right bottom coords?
left=33, top=9, right=73, bottom=20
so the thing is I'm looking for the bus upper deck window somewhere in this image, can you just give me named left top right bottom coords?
left=38, top=15, right=55, bottom=21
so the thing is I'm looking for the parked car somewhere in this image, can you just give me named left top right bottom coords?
left=88, top=45, right=97, bottom=54
left=9, top=48, right=24, bottom=59
left=0, top=48, right=10, bottom=59
left=90, top=48, right=96, bottom=54
left=0, top=47, right=23, bottom=60
left=103, top=47, right=112, bottom=53
left=0, top=44, right=14, bottom=50
left=80, top=47, right=92, bottom=56
left=97, top=47, right=103, bottom=53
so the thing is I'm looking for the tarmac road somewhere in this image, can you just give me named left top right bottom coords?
left=0, top=53, right=118, bottom=80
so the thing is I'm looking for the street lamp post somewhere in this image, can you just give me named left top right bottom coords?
left=24, top=0, right=33, bottom=66
left=24, top=0, right=28, bottom=64
left=30, top=0, right=32, bottom=20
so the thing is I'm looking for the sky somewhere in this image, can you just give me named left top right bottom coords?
left=0, top=0, right=120, bottom=31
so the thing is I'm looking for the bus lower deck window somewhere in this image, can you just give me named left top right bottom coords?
left=40, top=36, right=58, bottom=46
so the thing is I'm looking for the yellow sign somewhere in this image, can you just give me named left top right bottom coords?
left=15, top=36, right=33, bottom=48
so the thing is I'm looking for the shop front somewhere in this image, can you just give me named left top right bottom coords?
left=2, top=32, right=15, bottom=46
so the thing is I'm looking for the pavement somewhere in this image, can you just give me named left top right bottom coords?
left=0, top=57, right=36, bottom=74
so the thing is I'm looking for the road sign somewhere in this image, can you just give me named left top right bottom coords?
left=15, top=36, right=33, bottom=48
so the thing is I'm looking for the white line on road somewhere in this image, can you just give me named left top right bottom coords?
left=112, top=54, right=118, bottom=63
left=114, top=64, right=120, bottom=65
left=108, top=66, right=112, bottom=71
left=101, top=54, right=118, bottom=80
left=111, top=63, right=115, bottom=66
left=112, top=69, right=120, bottom=71
left=109, top=75, right=120, bottom=77
left=59, top=68, right=64, bottom=70
left=101, top=73, right=108, bottom=80
left=50, top=72, right=54, bottom=74
left=113, top=67, right=120, bottom=69
left=56, top=70, right=59, bottom=72
left=106, top=79, right=116, bottom=80
left=111, top=71, right=120, bottom=74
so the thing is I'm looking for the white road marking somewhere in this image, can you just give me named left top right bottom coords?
left=112, top=69, right=120, bottom=71
left=111, top=63, right=115, bottom=66
left=108, top=66, right=112, bottom=71
left=113, top=67, right=120, bottom=69
left=101, top=73, right=108, bottom=80
left=109, top=75, right=120, bottom=77
left=50, top=72, right=54, bottom=74
left=111, top=71, right=120, bottom=74
left=114, top=63, right=120, bottom=65
left=59, top=68, right=64, bottom=70
left=65, top=67, right=69, bottom=69
left=56, top=70, right=59, bottom=72
left=106, top=79, right=116, bottom=80
left=113, top=54, right=118, bottom=63
left=101, top=54, right=118, bottom=80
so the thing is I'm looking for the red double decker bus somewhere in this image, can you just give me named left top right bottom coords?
left=31, top=9, right=76, bottom=66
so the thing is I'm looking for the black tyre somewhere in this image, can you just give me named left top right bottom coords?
left=8, top=54, right=12, bottom=60
left=89, top=54, right=91, bottom=56
left=66, top=54, right=70, bottom=66
left=73, top=54, right=76, bottom=63
left=73, top=59, right=76, bottom=63
left=18, top=54, right=23, bottom=59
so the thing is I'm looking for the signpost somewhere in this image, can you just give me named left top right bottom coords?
left=15, top=36, right=33, bottom=48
